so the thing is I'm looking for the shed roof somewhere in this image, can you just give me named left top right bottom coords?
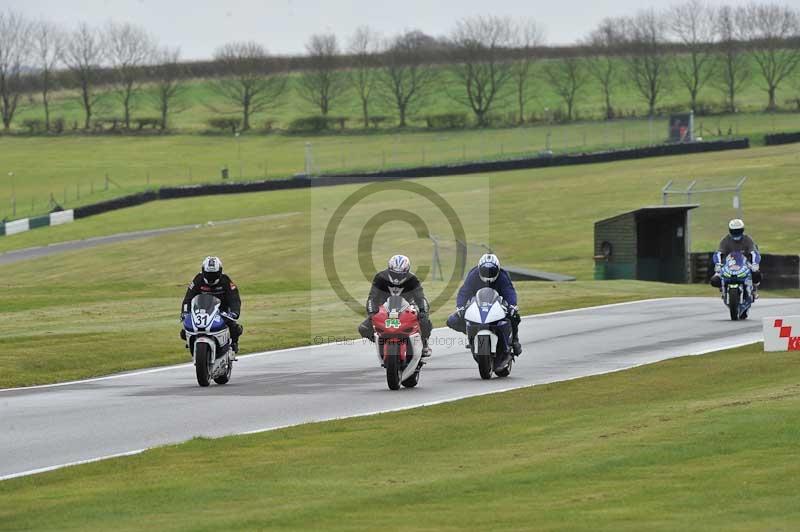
left=595, top=204, right=699, bottom=226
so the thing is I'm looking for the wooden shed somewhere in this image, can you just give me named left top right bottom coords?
left=594, top=205, right=698, bottom=283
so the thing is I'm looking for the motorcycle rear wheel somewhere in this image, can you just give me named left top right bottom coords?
left=195, top=343, right=211, bottom=387
left=477, top=336, right=493, bottom=380
left=728, top=286, right=740, bottom=321
left=386, top=343, right=402, bottom=390
left=495, top=357, right=513, bottom=378
left=214, top=356, right=232, bottom=385
left=402, top=367, right=420, bottom=388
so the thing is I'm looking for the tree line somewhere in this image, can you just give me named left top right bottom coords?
left=0, top=1, right=798, bottom=133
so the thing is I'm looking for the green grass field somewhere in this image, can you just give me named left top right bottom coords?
left=0, top=145, right=797, bottom=387
left=3, top=343, right=798, bottom=530
left=1, top=112, right=798, bottom=220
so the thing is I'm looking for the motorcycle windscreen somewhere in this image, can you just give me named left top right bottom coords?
left=475, top=287, right=500, bottom=306
left=385, top=295, right=410, bottom=313
left=191, top=294, right=222, bottom=329
left=466, top=288, right=503, bottom=324
left=722, top=252, right=750, bottom=279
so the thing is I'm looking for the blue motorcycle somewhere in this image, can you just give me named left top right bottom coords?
left=717, top=252, right=754, bottom=321
left=463, top=287, right=515, bottom=379
left=182, top=293, right=235, bottom=386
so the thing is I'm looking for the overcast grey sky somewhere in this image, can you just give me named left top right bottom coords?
left=6, top=0, right=755, bottom=60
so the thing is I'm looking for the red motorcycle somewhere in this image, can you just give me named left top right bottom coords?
left=371, top=295, right=425, bottom=390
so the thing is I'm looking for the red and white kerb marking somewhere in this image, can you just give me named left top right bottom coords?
left=763, top=317, right=800, bottom=351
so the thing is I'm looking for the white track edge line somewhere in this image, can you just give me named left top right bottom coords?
left=0, top=334, right=760, bottom=482
left=0, top=297, right=684, bottom=392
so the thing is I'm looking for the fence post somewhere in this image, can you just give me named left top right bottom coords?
left=304, top=142, right=314, bottom=176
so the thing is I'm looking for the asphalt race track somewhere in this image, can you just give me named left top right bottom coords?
left=2, top=297, right=798, bottom=480
left=0, top=213, right=300, bottom=266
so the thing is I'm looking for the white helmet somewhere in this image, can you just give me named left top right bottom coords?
left=387, top=254, right=411, bottom=285
left=728, top=219, right=745, bottom=241
left=478, top=253, right=500, bottom=283
left=201, top=256, right=223, bottom=285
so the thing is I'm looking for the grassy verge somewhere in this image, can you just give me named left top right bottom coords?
left=0, top=111, right=798, bottom=219
left=3, top=343, right=798, bottom=530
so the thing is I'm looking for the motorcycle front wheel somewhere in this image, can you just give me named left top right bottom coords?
left=195, top=343, right=211, bottom=387
left=477, top=335, right=493, bottom=380
left=728, top=286, right=741, bottom=321
left=385, top=342, right=402, bottom=390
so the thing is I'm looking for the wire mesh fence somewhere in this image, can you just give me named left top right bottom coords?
left=662, top=176, right=748, bottom=252
left=0, top=114, right=761, bottom=221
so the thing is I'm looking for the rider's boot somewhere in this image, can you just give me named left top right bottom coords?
left=231, top=340, right=239, bottom=361
left=421, top=337, right=432, bottom=357
left=512, top=338, right=522, bottom=357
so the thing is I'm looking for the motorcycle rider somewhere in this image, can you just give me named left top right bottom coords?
left=181, top=256, right=243, bottom=355
left=710, top=219, right=762, bottom=297
left=447, top=253, right=522, bottom=356
left=358, top=254, right=433, bottom=357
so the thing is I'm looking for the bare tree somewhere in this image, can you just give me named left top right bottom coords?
left=34, top=20, right=65, bottom=131
left=105, top=22, right=155, bottom=129
left=448, top=15, right=515, bottom=126
left=738, top=3, right=800, bottom=111
left=211, top=42, right=287, bottom=131
left=347, top=26, right=379, bottom=128
left=543, top=53, right=590, bottom=121
left=623, top=10, right=671, bottom=116
left=585, top=18, right=624, bottom=119
left=64, top=23, right=104, bottom=129
left=297, top=33, right=347, bottom=116
left=510, top=19, right=544, bottom=124
left=715, top=5, right=750, bottom=112
left=0, top=11, right=32, bottom=131
left=377, top=31, right=440, bottom=127
left=668, top=0, right=718, bottom=112
left=149, top=47, right=187, bottom=131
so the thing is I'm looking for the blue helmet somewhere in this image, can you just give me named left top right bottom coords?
left=478, top=253, right=500, bottom=283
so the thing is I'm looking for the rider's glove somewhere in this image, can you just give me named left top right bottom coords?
left=456, top=306, right=465, bottom=318
left=750, top=263, right=760, bottom=272
left=180, top=312, right=187, bottom=322
left=508, top=305, right=519, bottom=318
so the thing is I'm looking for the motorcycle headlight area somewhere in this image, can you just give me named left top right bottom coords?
left=186, top=328, right=230, bottom=346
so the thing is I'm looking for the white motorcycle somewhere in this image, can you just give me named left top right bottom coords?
left=182, top=294, right=235, bottom=387
left=464, top=287, right=515, bottom=379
